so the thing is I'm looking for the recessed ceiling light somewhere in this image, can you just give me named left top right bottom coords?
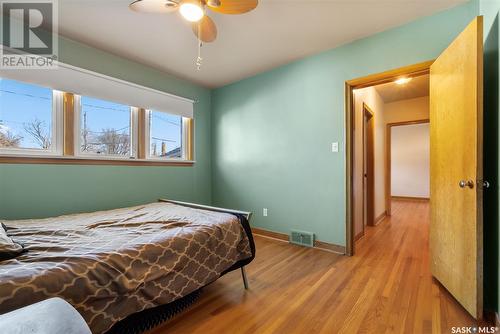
left=395, top=77, right=412, bottom=85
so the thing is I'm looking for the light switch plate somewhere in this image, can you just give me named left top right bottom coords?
left=332, top=142, right=339, bottom=153
left=263, top=208, right=268, bottom=217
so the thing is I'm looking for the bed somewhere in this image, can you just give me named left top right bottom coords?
left=0, top=200, right=255, bottom=334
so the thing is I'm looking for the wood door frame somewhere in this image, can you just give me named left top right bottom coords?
left=344, top=60, right=434, bottom=256
left=363, top=103, right=375, bottom=228
left=385, top=119, right=430, bottom=216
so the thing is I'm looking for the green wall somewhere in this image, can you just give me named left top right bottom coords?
left=211, top=1, right=478, bottom=247
left=0, top=36, right=212, bottom=219
left=481, top=0, right=500, bottom=316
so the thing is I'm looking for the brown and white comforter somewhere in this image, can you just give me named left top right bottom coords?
left=0, top=202, right=252, bottom=333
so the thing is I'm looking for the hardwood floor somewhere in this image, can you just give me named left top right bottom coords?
left=150, top=200, right=480, bottom=334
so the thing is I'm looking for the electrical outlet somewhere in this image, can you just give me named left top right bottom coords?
left=263, top=208, right=268, bottom=217
left=332, top=142, right=339, bottom=153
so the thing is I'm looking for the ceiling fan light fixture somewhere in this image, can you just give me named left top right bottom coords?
left=129, top=0, right=179, bottom=13
left=207, top=0, right=221, bottom=7
left=180, top=1, right=204, bottom=22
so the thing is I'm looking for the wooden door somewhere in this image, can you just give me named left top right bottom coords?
left=363, top=104, right=375, bottom=227
left=430, top=17, right=483, bottom=319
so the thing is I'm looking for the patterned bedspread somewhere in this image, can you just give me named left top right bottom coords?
left=0, top=202, right=252, bottom=333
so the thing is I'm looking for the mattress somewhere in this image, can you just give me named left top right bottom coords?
left=0, top=202, right=252, bottom=333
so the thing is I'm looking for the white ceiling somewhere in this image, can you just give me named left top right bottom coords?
left=58, top=0, right=467, bottom=88
left=375, top=74, right=429, bottom=103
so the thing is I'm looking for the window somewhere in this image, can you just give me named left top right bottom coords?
left=0, top=78, right=62, bottom=155
left=146, top=110, right=190, bottom=160
left=0, top=70, right=194, bottom=166
left=75, top=96, right=137, bottom=158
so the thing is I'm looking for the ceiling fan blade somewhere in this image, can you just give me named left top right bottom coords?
left=129, top=0, right=178, bottom=14
left=192, top=15, right=217, bottom=43
left=207, top=0, right=258, bottom=15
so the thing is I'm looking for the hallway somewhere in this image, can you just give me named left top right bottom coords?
left=151, top=200, right=479, bottom=334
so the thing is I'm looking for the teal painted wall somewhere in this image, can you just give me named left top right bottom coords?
left=0, top=36, right=212, bottom=219
left=211, top=1, right=478, bottom=246
left=481, top=0, right=500, bottom=316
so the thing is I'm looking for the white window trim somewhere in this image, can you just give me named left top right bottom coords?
left=144, top=109, right=189, bottom=162
left=181, top=117, right=190, bottom=160
left=0, top=90, right=63, bottom=157
left=73, top=95, right=138, bottom=160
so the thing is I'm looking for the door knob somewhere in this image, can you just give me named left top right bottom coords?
left=459, top=180, right=475, bottom=189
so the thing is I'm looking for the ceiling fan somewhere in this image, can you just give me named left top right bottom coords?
left=129, top=0, right=259, bottom=43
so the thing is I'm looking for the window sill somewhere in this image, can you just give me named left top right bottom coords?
left=0, top=155, right=195, bottom=167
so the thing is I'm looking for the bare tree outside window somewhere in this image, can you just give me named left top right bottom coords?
left=92, top=128, right=130, bottom=155
left=0, top=130, right=22, bottom=148
left=0, top=79, right=53, bottom=151
left=79, top=96, right=132, bottom=157
left=23, top=118, right=51, bottom=149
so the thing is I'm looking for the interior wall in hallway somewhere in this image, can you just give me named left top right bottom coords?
left=384, top=96, right=430, bottom=124
left=391, top=123, right=430, bottom=198
left=383, top=96, right=430, bottom=199
left=353, top=87, right=385, bottom=237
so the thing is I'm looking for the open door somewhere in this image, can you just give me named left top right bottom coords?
left=430, top=16, right=483, bottom=319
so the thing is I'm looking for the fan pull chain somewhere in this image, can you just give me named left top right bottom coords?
left=197, top=40, right=203, bottom=71
left=196, top=22, right=203, bottom=71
